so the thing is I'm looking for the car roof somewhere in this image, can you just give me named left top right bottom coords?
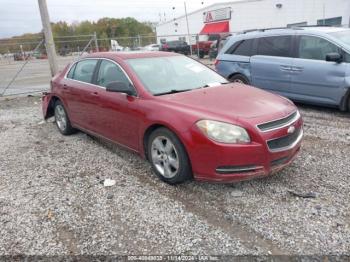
left=220, top=26, right=350, bottom=55
left=299, top=26, right=349, bottom=33
left=83, top=51, right=180, bottom=60
left=237, top=26, right=350, bottom=38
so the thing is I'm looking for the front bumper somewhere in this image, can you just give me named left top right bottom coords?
left=184, top=117, right=303, bottom=183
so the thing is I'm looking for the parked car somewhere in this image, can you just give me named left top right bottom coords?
left=42, top=52, right=303, bottom=184
left=33, top=50, right=48, bottom=59
left=160, top=40, right=190, bottom=55
left=215, top=26, right=350, bottom=111
left=143, top=44, right=160, bottom=51
left=193, top=33, right=230, bottom=58
left=209, top=35, right=232, bottom=60
left=14, top=52, right=30, bottom=61
left=111, top=40, right=124, bottom=51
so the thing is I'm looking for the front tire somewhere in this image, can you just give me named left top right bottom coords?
left=229, top=74, right=250, bottom=85
left=147, top=128, right=192, bottom=184
left=198, top=50, right=205, bottom=59
left=54, top=100, right=76, bottom=135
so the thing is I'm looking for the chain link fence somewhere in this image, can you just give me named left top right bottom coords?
left=0, top=34, right=159, bottom=97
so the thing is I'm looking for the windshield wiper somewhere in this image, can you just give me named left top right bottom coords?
left=154, top=89, right=193, bottom=96
left=197, top=82, right=229, bottom=89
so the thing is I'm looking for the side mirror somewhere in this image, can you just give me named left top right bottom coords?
left=326, top=52, right=342, bottom=63
left=106, top=81, right=135, bottom=96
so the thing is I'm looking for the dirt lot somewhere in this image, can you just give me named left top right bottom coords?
left=0, top=95, right=349, bottom=256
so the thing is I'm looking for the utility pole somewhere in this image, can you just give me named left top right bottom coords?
left=184, top=2, right=193, bottom=56
left=38, top=0, right=58, bottom=76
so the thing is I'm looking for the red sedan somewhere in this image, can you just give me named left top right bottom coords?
left=42, top=52, right=303, bottom=184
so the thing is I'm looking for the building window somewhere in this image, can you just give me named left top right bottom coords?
left=287, top=22, right=307, bottom=28
left=178, top=37, right=186, bottom=42
left=317, top=16, right=342, bottom=26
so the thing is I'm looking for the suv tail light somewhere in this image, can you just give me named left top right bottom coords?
left=214, top=59, right=220, bottom=67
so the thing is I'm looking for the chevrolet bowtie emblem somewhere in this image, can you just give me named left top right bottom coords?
left=287, top=125, right=296, bottom=134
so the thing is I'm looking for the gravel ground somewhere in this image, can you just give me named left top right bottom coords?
left=0, top=96, right=349, bottom=256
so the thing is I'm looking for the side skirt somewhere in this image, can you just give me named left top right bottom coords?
left=72, top=124, right=140, bottom=155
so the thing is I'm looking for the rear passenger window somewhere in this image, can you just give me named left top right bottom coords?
left=72, top=59, right=98, bottom=83
left=67, top=63, right=76, bottom=79
left=257, top=36, right=292, bottom=57
left=225, top=39, right=254, bottom=56
left=226, top=41, right=242, bottom=54
left=233, top=39, right=254, bottom=56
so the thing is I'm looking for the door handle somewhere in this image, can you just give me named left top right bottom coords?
left=62, top=84, right=68, bottom=90
left=91, top=91, right=99, bottom=96
left=291, top=67, right=304, bottom=72
left=280, top=65, right=292, bottom=71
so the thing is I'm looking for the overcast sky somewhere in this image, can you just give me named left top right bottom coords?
left=0, top=0, right=229, bottom=38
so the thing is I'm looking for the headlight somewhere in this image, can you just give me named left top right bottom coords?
left=196, top=120, right=250, bottom=144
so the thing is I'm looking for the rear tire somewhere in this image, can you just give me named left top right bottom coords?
left=229, top=74, right=250, bottom=85
left=54, top=100, right=76, bottom=135
left=198, top=51, right=205, bottom=59
left=147, top=128, right=192, bottom=185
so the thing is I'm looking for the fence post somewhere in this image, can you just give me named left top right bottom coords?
left=94, top=32, right=99, bottom=52
left=138, top=34, right=141, bottom=47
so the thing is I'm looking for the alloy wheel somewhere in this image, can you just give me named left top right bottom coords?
left=233, top=79, right=245, bottom=84
left=55, top=104, right=67, bottom=132
left=151, top=136, right=179, bottom=178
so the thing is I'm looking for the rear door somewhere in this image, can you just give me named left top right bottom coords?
left=61, top=59, right=100, bottom=131
left=289, top=35, right=347, bottom=106
left=250, top=35, right=294, bottom=96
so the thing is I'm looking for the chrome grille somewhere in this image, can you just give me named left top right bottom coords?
left=267, top=127, right=302, bottom=152
left=257, top=111, right=299, bottom=132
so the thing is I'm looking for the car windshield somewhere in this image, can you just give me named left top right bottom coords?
left=127, top=56, right=227, bottom=95
left=329, top=30, right=350, bottom=47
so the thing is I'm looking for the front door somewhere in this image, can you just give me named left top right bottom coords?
left=92, top=59, right=140, bottom=150
left=289, top=35, right=346, bottom=106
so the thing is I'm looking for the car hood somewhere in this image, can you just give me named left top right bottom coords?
left=159, top=84, right=296, bottom=123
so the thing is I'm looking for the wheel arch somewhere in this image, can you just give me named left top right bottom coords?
left=228, top=72, right=250, bottom=83
left=142, top=123, right=188, bottom=161
left=339, top=88, right=350, bottom=111
left=43, top=95, right=60, bottom=119
left=43, top=95, right=71, bottom=119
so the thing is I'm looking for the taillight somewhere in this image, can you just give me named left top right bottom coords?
left=214, top=59, right=220, bottom=67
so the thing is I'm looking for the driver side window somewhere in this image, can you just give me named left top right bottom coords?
left=97, top=60, right=130, bottom=88
left=298, top=35, right=339, bottom=61
left=344, top=52, right=350, bottom=63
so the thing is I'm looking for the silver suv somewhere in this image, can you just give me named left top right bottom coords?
left=216, top=26, right=350, bottom=111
